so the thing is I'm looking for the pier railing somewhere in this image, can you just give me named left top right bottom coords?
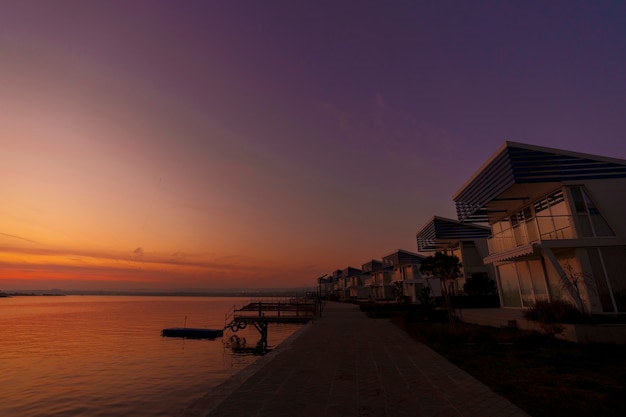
left=224, top=304, right=237, bottom=328
left=224, top=297, right=319, bottom=352
left=234, top=298, right=318, bottom=319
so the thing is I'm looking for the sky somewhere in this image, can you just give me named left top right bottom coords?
left=1, top=0, right=626, bottom=291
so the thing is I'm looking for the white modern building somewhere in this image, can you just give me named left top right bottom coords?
left=453, top=141, right=626, bottom=313
left=382, top=249, right=428, bottom=303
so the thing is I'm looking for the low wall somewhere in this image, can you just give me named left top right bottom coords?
left=521, top=321, right=626, bottom=344
left=461, top=308, right=626, bottom=344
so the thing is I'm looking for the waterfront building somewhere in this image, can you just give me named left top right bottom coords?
left=416, top=216, right=495, bottom=294
left=382, top=249, right=427, bottom=303
left=317, top=276, right=332, bottom=299
left=370, top=265, right=394, bottom=301
left=361, top=259, right=386, bottom=301
left=329, top=269, right=343, bottom=300
left=340, top=267, right=363, bottom=301
left=345, top=268, right=371, bottom=301
left=453, top=141, right=626, bottom=313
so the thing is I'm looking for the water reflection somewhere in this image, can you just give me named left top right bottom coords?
left=0, top=296, right=300, bottom=417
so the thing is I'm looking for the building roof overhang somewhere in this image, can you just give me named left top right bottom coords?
left=416, top=216, right=491, bottom=252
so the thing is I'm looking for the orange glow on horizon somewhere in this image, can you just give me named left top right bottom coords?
left=0, top=241, right=324, bottom=290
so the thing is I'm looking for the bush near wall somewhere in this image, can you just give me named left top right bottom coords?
left=523, top=300, right=588, bottom=324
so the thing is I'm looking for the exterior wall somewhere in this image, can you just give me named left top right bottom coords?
left=403, top=282, right=426, bottom=303
left=382, top=250, right=427, bottom=303
left=371, top=270, right=394, bottom=300
left=362, top=276, right=373, bottom=295
left=321, top=279, right=335, bottom=299
left=448, top=240, right=496, bottom=294
left=347, top=274, right=371, bottom=300
left=423, top=276, right=442, bottom=297
left=390, top=264, right=430, bottom=303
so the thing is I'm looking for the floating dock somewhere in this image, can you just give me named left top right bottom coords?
left=161, top=327, right=224, bottom=339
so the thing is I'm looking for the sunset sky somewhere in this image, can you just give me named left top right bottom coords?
left=2, top=1, right=626, bottom=291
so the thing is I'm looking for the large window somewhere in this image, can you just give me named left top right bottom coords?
left=585, top=247, right=626, bottom=312
left=570, top=187, right=614, bottom=237
left=489, top=187, right=616, bottom=255
left=533, top=190, right=575, bottom=240
left=497, top=259, right=549, bottom=308
left=497, top=263, right=522, bottom=307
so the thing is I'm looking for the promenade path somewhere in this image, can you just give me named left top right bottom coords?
left=182, top=302, right=530, bottom=417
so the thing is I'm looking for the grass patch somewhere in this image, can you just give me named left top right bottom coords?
left=388, top=311, right=626, bottom=417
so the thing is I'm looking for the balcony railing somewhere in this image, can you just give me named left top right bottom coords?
left=487, top=215, right=576, bottom=254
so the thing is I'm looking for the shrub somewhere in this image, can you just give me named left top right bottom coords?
left=523, top=300, right=589, bottom=324
left=463, top=272, right=497, bottom=296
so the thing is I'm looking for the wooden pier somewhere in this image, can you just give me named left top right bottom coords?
left=224, top=298, right=319, bottom=351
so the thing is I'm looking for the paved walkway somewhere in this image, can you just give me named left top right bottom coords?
left=182, top=302, right=530, bottom=417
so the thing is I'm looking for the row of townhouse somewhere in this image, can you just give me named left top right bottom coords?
left=321, top=242, right=495, bottom=304
left=322, top=141, right=626, bottom=316
left=320, top=220, right=501, bottom=305
left=320, top=215, right=499, bottom=303
left=320, top=250, right=441, bottom=303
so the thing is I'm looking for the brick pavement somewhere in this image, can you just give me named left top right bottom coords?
left=181, top=302, right=530, bottom=417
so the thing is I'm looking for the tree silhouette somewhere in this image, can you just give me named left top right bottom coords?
left=420, top=252, right=462, bottom=331
left=392, top=281, right=405, bottom=304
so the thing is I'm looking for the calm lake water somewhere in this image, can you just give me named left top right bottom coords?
left=0, top=296, right=301, bottom=417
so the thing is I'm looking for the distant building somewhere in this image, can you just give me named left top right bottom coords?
left=330, top=269, right=343, bottom=300
left=361, top=260, right=383, bottom=301
left=339, top=267, right=362, bottom=301
left=453, top=141, right=626, bottom=313
left=382, top=249, right=427, bottom=303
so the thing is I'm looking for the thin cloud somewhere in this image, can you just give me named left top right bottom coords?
left=0, top=232, right=37, bottom=243
left=0, top=244, right=278, bottom=274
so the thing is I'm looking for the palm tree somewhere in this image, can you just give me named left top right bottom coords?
left=420, top=252, right=462, bottom=332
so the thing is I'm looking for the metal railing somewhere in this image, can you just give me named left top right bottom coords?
left=487, top=215, right=577, bottom=254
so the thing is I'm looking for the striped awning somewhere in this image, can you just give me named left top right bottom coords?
left=416, top=216, right=491, bottom=252
left=483, top=243, right=537, bottom=264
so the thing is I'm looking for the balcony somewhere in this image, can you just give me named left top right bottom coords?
left=487, top=215, right=576, bottom=254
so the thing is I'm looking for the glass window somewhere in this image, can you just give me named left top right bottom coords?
left=528, top=259, right=549, bottom=301
left=534, top=198, right=549, bottom=213
left=523, top=207, right=533, bottom=220
left=570, top=187, right=587, bottom=213
left=537, top=216, right=555, bottom=239
left=599, top=247, right=626, bottom=312
left=547, top=190, right=565, bottom=208
left=584, top=191, right=615, bottom=236
left=577, top=213, right=594, bottom=237
left=547, top=190, right=568, bottom=216
left=516, top=262, right=535, bottom=307
left=498, top=263, right=522, bottom=307
left=569, top=187, right=614, bottom=237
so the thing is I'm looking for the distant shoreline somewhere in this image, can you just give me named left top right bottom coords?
left=0, top=289, right=314, bottom=298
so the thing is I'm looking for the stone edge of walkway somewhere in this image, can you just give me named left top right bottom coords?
left=179, top=318, right=317, bottom=417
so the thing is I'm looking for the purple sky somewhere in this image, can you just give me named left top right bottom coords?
left=1, top=1, right=626, bottom=290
